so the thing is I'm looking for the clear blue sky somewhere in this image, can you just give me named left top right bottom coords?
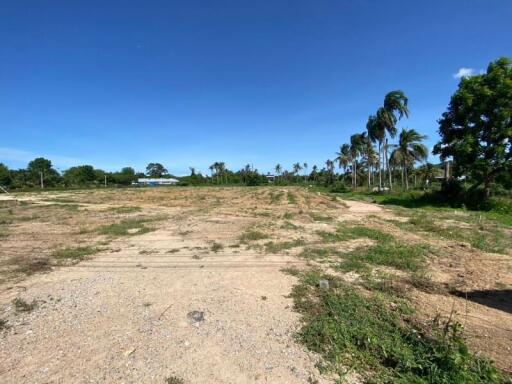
left=1, top=1, right=511, bottom=175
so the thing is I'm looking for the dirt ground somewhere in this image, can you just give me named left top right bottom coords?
left=0, top=187, right=511, bottom=382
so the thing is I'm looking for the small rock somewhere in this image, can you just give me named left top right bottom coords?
left=187, top=310, right=205, bottom=324
left=318, top=279, right=329, bottom=290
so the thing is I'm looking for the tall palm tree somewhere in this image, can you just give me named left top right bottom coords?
left=311, top=165, right=318, bottom=182
left=349, top=133, right=365, bottom=188
left=380, top=90, right=410, bottom=189
left=292, top=162, right=302, bottom=183
left=208, top=164, right=214, bottom=183
left=362, top=135, right=377, bottom=189
left=275, top=164, right=282, bottom=182
left=325, top=159, right=335, bottom=185
left=390, top=128, right=427, bottom=190
left=303, top=162, right=308, bottom=182
left=366, top=115, right=383, bottom=190
left=335, top=144, right=351, bottom=181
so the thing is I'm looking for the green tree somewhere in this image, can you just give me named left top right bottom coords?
left=274, top=164, right=282, bottom=182
left=146, top=163, right=168, bottom=178
left=63, top=165, right=96, bottom=185
left=335, top=144, right=351, bottom=181
left=0, top=163, right=11, bottom=187
left=27, top=157, right=60, bottom=188
left=374, top=91, right=410, bottom=189
left=390, top=129, right=428, bottom=190
left=434, top=57, right=512, bottom=198
left=349, top=133, right=365, bottom=188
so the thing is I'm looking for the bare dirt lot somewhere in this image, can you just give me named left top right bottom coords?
left=0, top=187, right=511, bottom=383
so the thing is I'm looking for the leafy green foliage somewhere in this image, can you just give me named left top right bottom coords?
left=434, top=57, right=512, bottom=198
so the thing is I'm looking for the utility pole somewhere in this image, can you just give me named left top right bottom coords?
left=40, top=171, right=44, bottom=189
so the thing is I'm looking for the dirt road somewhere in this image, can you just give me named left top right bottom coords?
left=0, top=187, right=376, bottom=383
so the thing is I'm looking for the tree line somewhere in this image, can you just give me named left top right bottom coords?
left=1, top=57, right=510, bottom=199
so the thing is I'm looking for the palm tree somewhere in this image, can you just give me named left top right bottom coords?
left=380, top=90, right=410, bottom=189
left=362, top=135, right=377, bottom=189
left=292, top=162, right=302, bottom=183
left=349, top=133, right=365, bottom=189
left=366, top=115, right=383, bottom=189
left=303, top=162, right=308, bottom=183
left=325, top=159, right=335, bottom=185
left=390, top=128, right=427, bottom=190
left=311, top=165, right=318, bottom=182
left=275, top=164, right=282, bottom=182
left=335, top=144, right=351, bottom=181
left=208, top=165, right=214, bottom=183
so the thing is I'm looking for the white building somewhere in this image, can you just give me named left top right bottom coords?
left=136, top=178, right=179, bottom=186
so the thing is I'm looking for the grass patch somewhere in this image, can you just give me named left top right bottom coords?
left=108, top=206, right=142, bottom=214
left=287, top=191, right=297, bottom=204
left=52, top=246, right=99, bottom=262
left=210, top=242, right=223, bottom=253
left=239, top=229, right=269, bottom=242
left=317, top=225, right=392, bottom=243
left=298, top=247, right=336, bottom=260
left=165, top=376, right=185, bottom=384
left=97, top=216, right=163, bottom=236
left=290, top=270, right=507, bottom=383
left=397, top=211, right=510, bottom=254
left=309, top=212, right=333, bottom=222
left=341, top=241, right=427, bottom=272
left=264, top=239, right=305, bottom=253
left=281, top=221, right=300, bottom=230
left=283, top=211, right=294, bottom=220
left=12, top=297, right=37, bottom=313
left=269, top=190, right=284, bottom=204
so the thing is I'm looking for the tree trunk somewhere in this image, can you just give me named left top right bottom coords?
left=378, top=142, right=382, bottom=190
left=367, top=162, right=371, bottom=189
left=405, top=164, right=409, bottom=191
left=385, top=138, right=392, bottom=189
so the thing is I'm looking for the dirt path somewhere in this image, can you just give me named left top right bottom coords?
left=0, top=188, right=382, bottom=383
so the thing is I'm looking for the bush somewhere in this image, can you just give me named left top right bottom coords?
left=330, top=182, right=348, bottom=193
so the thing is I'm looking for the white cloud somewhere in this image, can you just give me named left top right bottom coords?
left=453, top=67, right=475, bottom=79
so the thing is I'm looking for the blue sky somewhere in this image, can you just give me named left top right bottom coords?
left=1, top=1, right=511, bottom=175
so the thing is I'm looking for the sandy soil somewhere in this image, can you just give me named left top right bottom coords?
left=0, top=187, right=367, bottom=383
left=1, top=186, right=511, bottom=381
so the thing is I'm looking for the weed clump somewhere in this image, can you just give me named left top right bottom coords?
left=12, top=297, right=37, bottom=313
left=291, top=270, right=507, bottom=383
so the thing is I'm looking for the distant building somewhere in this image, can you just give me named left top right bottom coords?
left=265, top=173, right=275, bottom=183
left=136, top=178, right=179, bottom=186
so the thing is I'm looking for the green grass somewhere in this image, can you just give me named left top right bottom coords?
left=340, top=241, right=428, bottom=272
left=264, top=239, right=305, bottom=253
left=210, top=242, right=223, bottom=253
left=298, top=246, right=337, bottom=260
left=281, top=221, right=300, bottom=230
left=287, top=191, right=297, bottom=204
left=52, top=246, right=99, bottom=261
left=165, top=376, right=185, bottom=384
left=396, top=211, right=510, bottom=254
left=283, top=211, right=294, bottom=220
left=239, top=229, right=269, bottom=242
left=97, top=217, right=160, bottom=236
left=289, top=269, right=507, bottom=383
left=269, top=190, right=284, bottom=204
left=309, top=212, right=333, bottom=222
left=108, top=206, right=142, bottom=214
left=12, top=297, right=37, bottom=313
left=317, top=225, right=393, bottom=243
